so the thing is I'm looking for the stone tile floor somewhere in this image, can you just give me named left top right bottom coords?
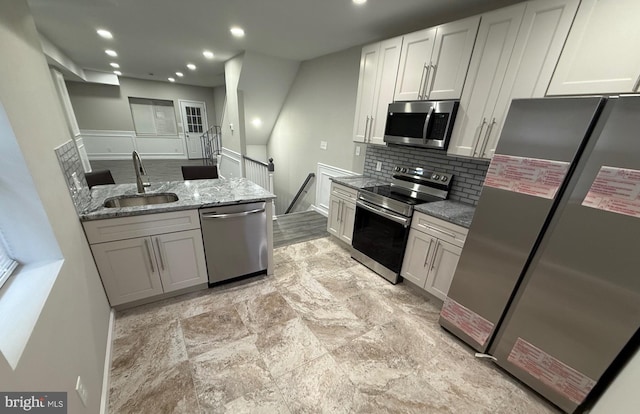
left=109, top=237, right=560, bottom=413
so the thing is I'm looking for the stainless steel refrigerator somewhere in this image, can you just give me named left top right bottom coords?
left=439, top=96, right=640, bottom=413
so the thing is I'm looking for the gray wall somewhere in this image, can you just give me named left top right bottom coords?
left=0, top=2, right=111, bottom=412
left=267, top=46, right=366, bottom=213
left=66, top=76, right=218, bottom=133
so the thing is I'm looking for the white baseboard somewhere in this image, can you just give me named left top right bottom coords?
left=100, top=309, right=115, bottom=414
left=310, top=204, right=328, bottom=217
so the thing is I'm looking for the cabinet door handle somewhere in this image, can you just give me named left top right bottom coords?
left=155, top=237, right=165, bottom=271
left=634, top=75, right=640, bottom=92
left=473, top=118, right=488, bottom=156
left=369, top=116, right=374, bottom=142
left=417, top=64, right=427, bottom=99
left=431, top=242, right=440, bottom=271
left=422, top=63, right=431, bottom=99
left=144, top=239, right=155, bottom=273
left=423, top=239, right=433, bottom=268
left=337, top=200, right=342, bottom=223
left=480, top=118, right=497, bottom=158
left=363, top=115, right=370, bottom=142
left=425, top=62, right=436, bottom=97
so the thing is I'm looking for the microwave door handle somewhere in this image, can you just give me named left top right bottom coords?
left=422, top=106, right=434, bottom=144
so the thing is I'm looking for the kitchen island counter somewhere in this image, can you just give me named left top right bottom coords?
left=329, top=175, right=389, bottom=191
left=79, top=177, right=276, bottom=221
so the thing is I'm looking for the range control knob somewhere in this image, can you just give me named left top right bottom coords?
left=394, top=167, right=400, bottom=172
left=441, top=176, right=448, bottom=182
left=401, top=168, right=408, bottom=173
left=432, top=174, right=440, bottom=180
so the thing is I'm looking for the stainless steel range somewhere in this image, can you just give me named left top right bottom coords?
left=351, top=165, right=453, bottom=284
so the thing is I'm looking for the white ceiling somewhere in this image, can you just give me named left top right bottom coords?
left=28, top=0, right=525, bottom=88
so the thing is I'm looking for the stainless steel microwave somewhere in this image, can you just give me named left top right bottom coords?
left=384, top=100, right=459, bottom=150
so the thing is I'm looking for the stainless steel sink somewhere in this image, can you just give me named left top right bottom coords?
left=103, top=193, right=179, bottom=208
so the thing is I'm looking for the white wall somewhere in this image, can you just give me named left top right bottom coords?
left=0, top=2, right=111, bottom=412
left=222, top=54, right=245, bottom=154
left=591, top=348, right=640, bottom=413
left=246, top=145, right=268, bottom=163
left=239, top=51, right=299, bottom=146
left=213, top=85, right=226, bottom=126
left=267, top=46, right=366, bottom=213
left=66, top=77, right=217, bottom=159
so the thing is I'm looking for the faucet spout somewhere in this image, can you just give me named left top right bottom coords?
left=132, top=150, right=149, bottom=193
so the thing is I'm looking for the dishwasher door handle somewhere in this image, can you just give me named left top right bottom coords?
left=201, top=208, right=266, bottom=219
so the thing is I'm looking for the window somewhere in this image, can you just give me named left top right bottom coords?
left=129, top=98, right=178, bottom=136
left=0, top=231, right=17, bottom=289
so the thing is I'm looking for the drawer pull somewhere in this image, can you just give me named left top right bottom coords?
left=422, top=224, right=456, bottom=239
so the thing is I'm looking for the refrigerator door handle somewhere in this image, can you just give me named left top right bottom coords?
left=473, top=118, right=488, bottom=156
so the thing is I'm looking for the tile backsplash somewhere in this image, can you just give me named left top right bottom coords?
left=363, top=145, right=489, bottom=205
left=55, top=140, right=90, bottom=212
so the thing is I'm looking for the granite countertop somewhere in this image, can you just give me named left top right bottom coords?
left=330, top=175, right=390, bottom=190
left=414, top=200, right=476, bottom=229
left=79, top=177, right=276, bottom=221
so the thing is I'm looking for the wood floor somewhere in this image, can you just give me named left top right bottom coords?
left=273, top=211, right=329, bottom=248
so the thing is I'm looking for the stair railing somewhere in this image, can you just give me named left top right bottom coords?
left=243, top=156, right=276, bottom=219
left=200, top=125, right=221, bottom=165
left=285, top=173, right=315, bottom=214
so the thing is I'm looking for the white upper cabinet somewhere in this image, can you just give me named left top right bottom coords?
left=394, top=28, right=437, bottom=101
left=447, top=4, right=526, bottom=158
left=353, top=44, right=380, bottom=143
left=448, top=0, right=579, bottom=159
left=353, top=37, right=402, bottom=145
left=395, top=16, right=480, bottom=101
left=548, top=0, right=640, bottom=95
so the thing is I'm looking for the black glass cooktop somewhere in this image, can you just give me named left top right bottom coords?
left=362, top=185, right=442, bottom=205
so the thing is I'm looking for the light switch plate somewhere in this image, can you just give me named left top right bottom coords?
left=376, top=161, right=382, bottom=171
left=355, top=146, right=361, bottom=156
left=320, top=141, right=328, bottom=150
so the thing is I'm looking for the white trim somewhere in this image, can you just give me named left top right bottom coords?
left=80, top=129, right=189, bottom=160
left=100, top=309, right=115, bottom=414
left=219, top=147, right=242, bottom=179
left=314, top=163, right=358, bottom=216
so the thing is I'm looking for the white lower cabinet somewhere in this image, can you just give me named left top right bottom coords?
left=401, top=212, right=467, bottom=300
left=327, top=183, right=357, bottom=245
left=84, top=210, right=207, bottom=306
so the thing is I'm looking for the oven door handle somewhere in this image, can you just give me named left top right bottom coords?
left=356, top=200, right=410, bottom=227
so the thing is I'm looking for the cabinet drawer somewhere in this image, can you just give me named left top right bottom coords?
left=83, top=209, right=201, bottom=244
left=331, top=183, right=358, bottom=202
left=411, top=211, right=467, bottom=247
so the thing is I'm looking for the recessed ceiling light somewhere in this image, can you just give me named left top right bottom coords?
left=110, top=62, right=120, bottom=68
left=96, top=29, right=113, bottom=39
left=176, top=72, right=184, bottom=77
left=203, top=50, right=214, bottom=59
left=353, top=0, right=367, bottom=4
left=105, top=49, right=117, bottom=57
left=113, top=70, right=122, bottom=76
left=187, top=63, right=197, bottom=70
left=251, top=118, right=262, bottom=127
left=230, top=27, right=245, bottom=38
left=168, top=77, right=175, bottom=82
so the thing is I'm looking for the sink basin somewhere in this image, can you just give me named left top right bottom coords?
left=103, top=193, right=179, bottom=208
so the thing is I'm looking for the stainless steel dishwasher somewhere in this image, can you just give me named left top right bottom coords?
left=199, top=201, right=267, bottom=284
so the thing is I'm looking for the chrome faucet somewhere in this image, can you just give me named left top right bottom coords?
left=132, top=150, right=150, bottom=193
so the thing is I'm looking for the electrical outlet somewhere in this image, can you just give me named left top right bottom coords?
left=355, top=146, right=361, bottom=156
left=320, top=141, right=328, bottom=150
left=376, top=161, right=382, bottom=171
left=75, top=376, right=88, bottom=407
